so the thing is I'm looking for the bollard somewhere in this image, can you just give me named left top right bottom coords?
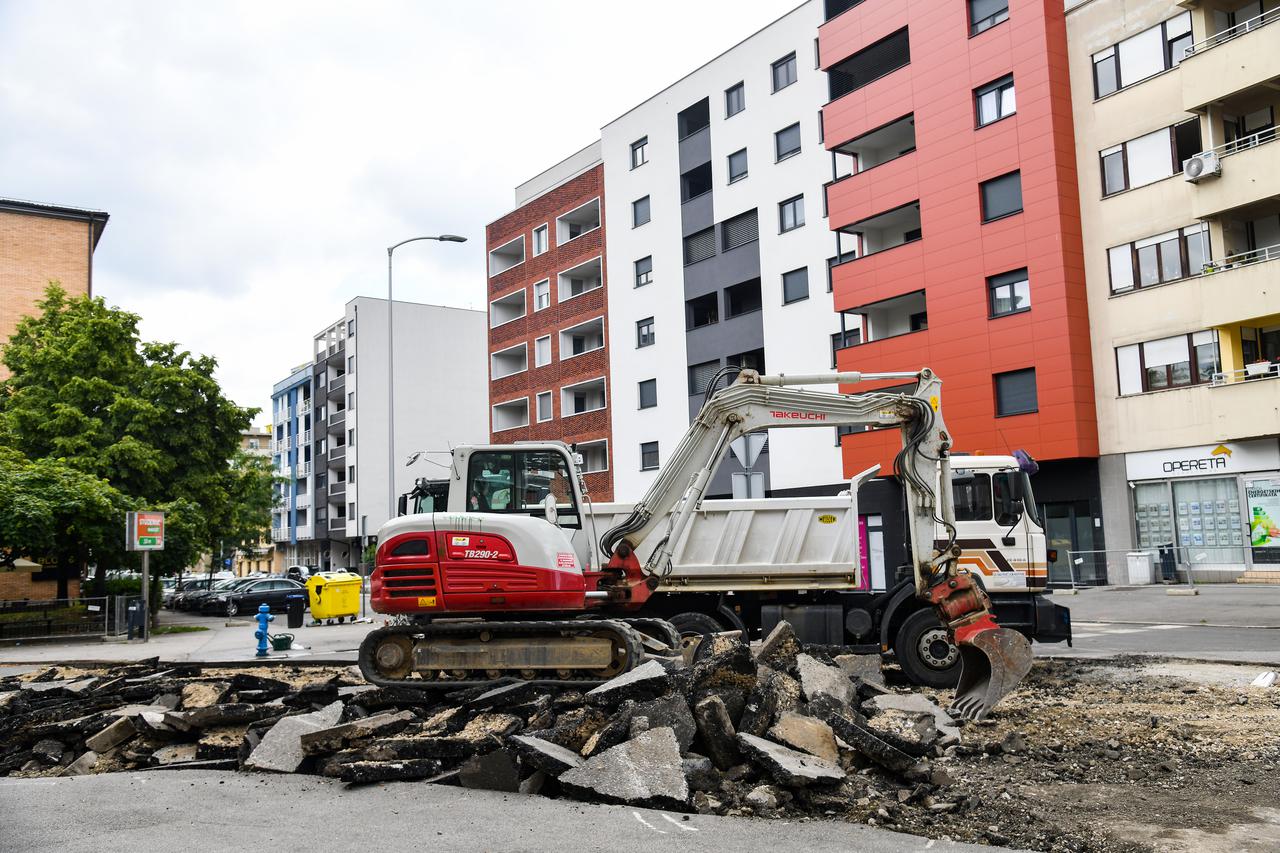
left=254, top=603, right=274, bottom=657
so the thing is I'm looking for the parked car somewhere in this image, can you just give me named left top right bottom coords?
left=178, top=577, right=251, bottom=611
left=169, top=578, right=220, bottom=610
left=285, top=565, right=317, bottom=582
left=201, top=578, right=307, bottom=617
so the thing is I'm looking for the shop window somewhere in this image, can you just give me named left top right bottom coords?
left=1173, top=478, right=1244, bottom=563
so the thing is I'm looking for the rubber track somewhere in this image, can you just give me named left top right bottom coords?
left=358, top=619, right=649, bottom=691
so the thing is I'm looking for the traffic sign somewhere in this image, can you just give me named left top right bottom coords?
left=126, top=511, right=166, bottom=552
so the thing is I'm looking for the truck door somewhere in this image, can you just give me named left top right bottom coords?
left=947, top=471, right=1031, bottom=591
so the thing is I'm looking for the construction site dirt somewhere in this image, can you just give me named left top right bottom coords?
left=2, top=632, right=1277, bottom=853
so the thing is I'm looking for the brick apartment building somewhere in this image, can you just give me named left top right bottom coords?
left=0, top=198, right=109, bottom=381
left=486, top=144, right=615, bottom=500
left=819, top=0, right=1102, bottom=578
left=0, top=197, right=108, bottom=600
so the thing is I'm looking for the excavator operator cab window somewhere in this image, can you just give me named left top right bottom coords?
left=466, top=449, right=581, bottom=529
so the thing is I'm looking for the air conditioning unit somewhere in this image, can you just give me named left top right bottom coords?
left=1183, top=151, right=1222, bottom=183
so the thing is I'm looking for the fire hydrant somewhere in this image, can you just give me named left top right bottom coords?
left=254, top=604, right=273, bottom=658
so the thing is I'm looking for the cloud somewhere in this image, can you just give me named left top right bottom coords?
left=0, top=0, right=788, bottom=418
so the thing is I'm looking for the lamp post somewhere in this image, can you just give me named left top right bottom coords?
left=386, top=235, right=466, bottom=531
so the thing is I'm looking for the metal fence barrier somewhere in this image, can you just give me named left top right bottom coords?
left=0, top=597, right=110, bottom=641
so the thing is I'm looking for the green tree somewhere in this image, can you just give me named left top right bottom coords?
left=0, top=285, right=258, bottom=592
left=0, top=448, right=131, bottom=598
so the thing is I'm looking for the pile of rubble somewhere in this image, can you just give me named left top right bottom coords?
left=4, top=626, right=1278, bottom=852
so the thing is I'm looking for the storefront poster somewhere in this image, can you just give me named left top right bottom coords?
left=1247, top=479, right=1280, bottom=564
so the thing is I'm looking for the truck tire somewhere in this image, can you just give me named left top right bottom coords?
left=894, top=609, right=961, bottom=688
left=668, top=612, right=723, bottom=663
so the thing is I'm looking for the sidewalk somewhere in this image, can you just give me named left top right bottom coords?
left=1052, top=583, right=1280, bottom=628
left=0, top=604, right=379, bottom=665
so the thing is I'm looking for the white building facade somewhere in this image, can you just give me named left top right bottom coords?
left=601, top=0, right=848, bottom=500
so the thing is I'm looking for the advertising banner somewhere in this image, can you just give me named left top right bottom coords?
left=1246, top=479, right=1280, bottom=564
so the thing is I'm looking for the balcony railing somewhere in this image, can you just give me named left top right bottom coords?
left=1183, top=7, right=1279, bottom=58
left=328, top=517, right=348, bottom=532
left=1201, top=241, right=1280, bottom=275
left=295, top=492, right=311, bottom=509
left=1203, top=126, right=1279, bottom=161
left=295, top=524, right=314, bottom=540
left=1212, top=362, right=1280, bottom=386
left=299, top=429, right=313, bottom=445
left=296, top=461, right=312, bottom=477
left=270, top=527, right=287, bottom=541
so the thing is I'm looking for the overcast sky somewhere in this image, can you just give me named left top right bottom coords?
left=0, top=0, right=789, bottom=422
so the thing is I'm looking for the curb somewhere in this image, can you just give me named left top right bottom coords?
left=1072, top=619, right=1280, bottom=630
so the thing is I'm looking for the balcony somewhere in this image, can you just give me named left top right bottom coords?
left=491, top=342, right=528, bottom=379
left=326, top=409, right=347, bottom=433
left=834, top=202, right=921, bottom=263
left=1213, top=362, right=1280, bottom=385
left=296, top=461, right=312, bottom=477
left=836, top=290, right=928, bottom=352
left=295, top=492, right=311, bottom=509
left=492, top=397, right=530, bottom=432
left=560, top=377, right=607, bottom=419
left=1182, top=6, right=1280, bottom=112
left=270, top=527, right=287, bottom=542
left=326, top=374, right=346, bottom=400
left=557, top=256, right=603, bottom=303
left=315, top=337, right=345, bottom=365
left=489, top=288, right=526, bottom=328
left=327, top=445, right=347, bottom=465
left=488, top=234, right=525, bottom=277
left=329, top=480, right=347, bottom=498
left=295, top=525, right=314, bottom=541
left=827, top=27, right=909, bottom=103
left=328, top=517, right=348, bottom=533
left=555, top=198, right=601, bottom=247
left=1188, top=129, right=1280, bottom=219
left=559, top=317, right=605, bottom=360
left=299, top=429, right=312, bottom=446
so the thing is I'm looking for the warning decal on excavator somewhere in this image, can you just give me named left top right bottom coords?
left=417, top=596, right=437, bottom=608
left=451, top=536, right=470, bottom=547
left=929, top=395, right=939, bottom=411
left=556, top=553, right=576, bottom=568
left=817, top=514, right=837, bottom=524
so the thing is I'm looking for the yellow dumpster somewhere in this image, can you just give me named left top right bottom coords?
left=305, top=571, right=362, bottom=623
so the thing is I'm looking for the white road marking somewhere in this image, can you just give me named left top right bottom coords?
left=661, top=814, right=698, bottom=832
left=1150, top=624, right=1184, bottom=630
left=633, top=812, right=667, bottom=834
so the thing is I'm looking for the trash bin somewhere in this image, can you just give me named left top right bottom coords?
left=305, top=571, right=362, bottom=623
left=285, top=593, right=306, bottom=629
left=1158, top=544, right=1178, bottom=582
left=1126, top=551, right=1154, bottom=585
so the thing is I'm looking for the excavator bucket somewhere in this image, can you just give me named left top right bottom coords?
left=949, top=616, right=1034, bottom=721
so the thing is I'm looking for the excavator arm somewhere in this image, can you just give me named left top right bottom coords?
left=599, top=367, right=1032, bottom=719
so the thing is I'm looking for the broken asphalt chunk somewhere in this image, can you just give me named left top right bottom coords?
left=736, top=732, right=845, bottom=787
left=559, top=727, right=689, bottom=806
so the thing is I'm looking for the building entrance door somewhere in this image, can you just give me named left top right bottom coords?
left=1041, top=500, right=1099, bottom=586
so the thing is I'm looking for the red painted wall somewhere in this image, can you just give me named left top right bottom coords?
left=485, top=165, right=614, bottom=500
left=820, top=0, right=1095, bottom=475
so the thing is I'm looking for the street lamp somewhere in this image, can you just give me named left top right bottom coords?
left=386, top=234, right=467, bottom=528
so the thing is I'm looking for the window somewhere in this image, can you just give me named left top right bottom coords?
left=465, top=448, right=580, bottom=527
left=721, top=209, right=759, bottom=251
left=728, top=148, right=748, bottom=183
left=681, top=162, right=713, bottom=201
left=988, top=268, right=1030, bottom=317
left=534, top=279, right=550, bottom=311
left=952, top=473, right=994, bottom=521
left=725, top=278, right=762, bottom=318
left=532, top=225, right=548, bottom=256
left=994, top=368, right=1037, bottom=416
left=677, top=99, right=710, bottom=138
left=688, top=360, right=720, bottom=395
left=684, top=227, right=716, bottom=264
left=535, top=335, right=551, bottom=367
left=1116, top=331, right=1219, bottom=394
left=782, top=267, right=809, bottom=304
left=686, top=293, right=719, bottom=329
left=1108, top=225, right=1209, bottom=293
left=725, top=81, right=745, bottom=117
left=638, top=379, right=657, bottom=409
left=910, top=311, right=928, bottom=331
left=779, top=195, right=805, bottom=232
left=775, top=123, right=802, bottom=160
left=635, top=256, right=652, bottom=287
left=1101, top=121, right=1200, bottom=196
left=772, top=52, right=797, bottom=92
left=631, top=136, right=648, bottom=169
left=969, top=0, right=1008, bottom=36
left=831, top=328, right=860, bottom=367
left=640, top=441, right=660, bottom=471
left=536, top=391, right=553, bottom=423
left=632, top=196, right=651, bottom=227
left=1090, top=12, right=1192, bottom=99
left=636, top=317, right=655, bottom=348
left=980, top=171, right=1022, bottom=222
left=975, top=75, right=1015, bottom=127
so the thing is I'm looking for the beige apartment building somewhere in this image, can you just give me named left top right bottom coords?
left=1066, top=0, right=1280, bottom=582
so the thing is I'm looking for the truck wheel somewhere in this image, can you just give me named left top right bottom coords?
left=668, top=612, right=722, bottom=663
left=894, top=609, right=961, bottom=688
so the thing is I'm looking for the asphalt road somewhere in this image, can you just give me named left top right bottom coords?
left=1044, top=620, right=1280, bottom=666
left=0, top=771, right=1005, bottom=853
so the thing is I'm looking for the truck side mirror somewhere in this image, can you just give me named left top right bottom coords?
left=396, top=494, right=408, bottom=517
left=543, top=493, right=559, bottom=525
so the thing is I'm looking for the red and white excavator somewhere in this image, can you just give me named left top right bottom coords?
left=358, top=368, right=1034, bottom=720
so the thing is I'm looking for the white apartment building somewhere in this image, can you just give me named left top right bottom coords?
left=272, top=297, right=488, bottom=570
left=602, top=0, right=849, bottom=500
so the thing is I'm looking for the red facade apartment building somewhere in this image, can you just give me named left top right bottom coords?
left=819, top=0, right=1100, bottom=541
left=485, top=157, right=615, bottom=500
